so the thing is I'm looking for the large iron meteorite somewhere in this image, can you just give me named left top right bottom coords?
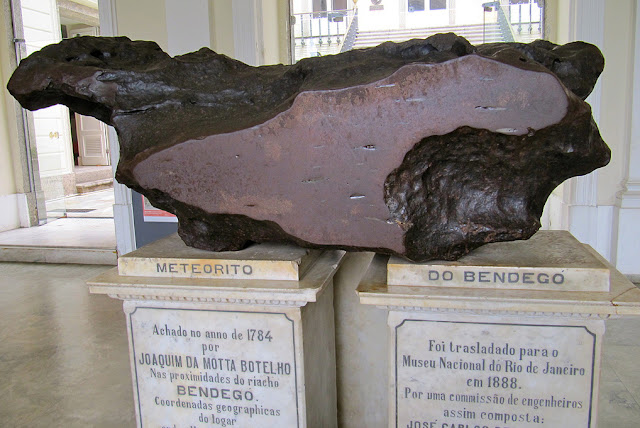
left=7, top=34, right=610, bottom=261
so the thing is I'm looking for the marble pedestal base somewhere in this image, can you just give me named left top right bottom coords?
left=358, top=232, right=640, bottom=428
left=88, top=236, right=345, bottom=428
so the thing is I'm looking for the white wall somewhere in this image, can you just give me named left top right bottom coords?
left=113, top=0, right=286, bottom=62
left=0, top=75, right=21, bottom=230
left=0, top=60, right=16, bottom=198
left=114, top=0, right=168, bottom=50
left=210, top=0, right=234, bottom=56
left=165, top=0, right=210, bottom=56
left=0, top=0, right=33, bottom=230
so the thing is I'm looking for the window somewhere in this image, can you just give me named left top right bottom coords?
left=313, top=0, right=328, bottom=13
left=430, top=0, right=446, bottom=10
left=333, top=0, right=347, bottom=10
left=408, top=0, right=425, bottom=12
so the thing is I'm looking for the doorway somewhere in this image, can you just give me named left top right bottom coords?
left=3, top=0, right=116, bottom=259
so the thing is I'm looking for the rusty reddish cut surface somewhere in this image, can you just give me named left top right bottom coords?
left=133, top=56, right=569, bottom=252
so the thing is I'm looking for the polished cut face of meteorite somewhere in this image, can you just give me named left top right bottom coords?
left=7, top=33, right=610, bottom=262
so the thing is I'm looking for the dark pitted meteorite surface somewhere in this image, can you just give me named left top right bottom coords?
left=7, top=34, right=610, bottom=261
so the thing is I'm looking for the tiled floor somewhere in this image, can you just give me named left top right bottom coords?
left=0, top=189, right=116, bottom=264
left=0, top=261, right=638, bottom=427
left=0, top=217, right=116, bottom=248
left=0, top=262, right=134, bottom=427
left=45, top=188, right=115, bottom=219
left=0, top=188, right=115, bottom=248
left=599, top=317, right=640, bottom=426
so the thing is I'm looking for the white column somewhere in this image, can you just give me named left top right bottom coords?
left=564, top=0, right=621, bottom=263
left=232, top=0, right=265, bottom=66
left=99, top=0, right=136, bottom=255
left=616, top=0, right=640, bottom=277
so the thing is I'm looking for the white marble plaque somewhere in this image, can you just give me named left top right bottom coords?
left=393, top=318, right=598, bottom=428
left=127, top=305, right=300, bottom=427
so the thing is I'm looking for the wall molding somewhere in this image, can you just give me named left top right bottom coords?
left=620, top=182, right=640, bottom=209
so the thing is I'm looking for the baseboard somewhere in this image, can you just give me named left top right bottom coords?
left=17, top=193, right=30, bottom=227
left=0, top=245, right=117, bottom=265
left=0, top=194, right=20, bottom=232
left=616, top=188, right=640, bottom=276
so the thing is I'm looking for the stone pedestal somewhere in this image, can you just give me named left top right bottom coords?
left=88, top=234, right=345, bottom=428
left=357, top=231, right=640, bottom=428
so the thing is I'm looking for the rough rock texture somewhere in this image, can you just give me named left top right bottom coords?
left=7, top=34, right=610, bottom=261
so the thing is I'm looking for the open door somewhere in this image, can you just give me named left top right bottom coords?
left=75, top=112, right=109, bottom=166
left=20, top=0, right=74, bottom=197
left=67, top=26, right=109, bottom=166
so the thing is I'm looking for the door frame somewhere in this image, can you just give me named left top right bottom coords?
left=8, top=0, right=49, bottom=227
